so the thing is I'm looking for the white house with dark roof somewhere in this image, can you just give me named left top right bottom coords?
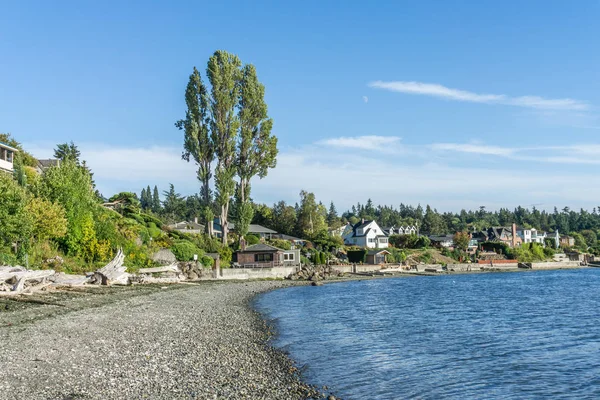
left=0, top=142, right=18, bottom=173
left=342, top=219, right=389, bottom=248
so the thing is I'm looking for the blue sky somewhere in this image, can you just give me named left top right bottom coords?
left=1, top=1, right=600, bottom=211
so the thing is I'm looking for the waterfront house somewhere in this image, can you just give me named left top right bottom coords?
left=0, top=142, right=17, bottom=173
left=233, top=243, right=300, bottom=268
left=560, top=235, right=575, bottom=247
left=168, top=218, right=205, bottom=235
left=365, top=249, right=391, bottom=264
left=473, top=224, right=521, bottom=248
left=342, top=219, right=389, bottom=248
left=385, top=225, right=418, bottom=236
left=516, top=227, right=547, bottom=246
left=428, top=235, right=455, bottom=249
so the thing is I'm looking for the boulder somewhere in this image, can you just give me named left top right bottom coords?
left=152, top=248, right=177, bottom=265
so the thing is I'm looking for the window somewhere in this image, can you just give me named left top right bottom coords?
left=368, top=238, right=375, bottom=243
left=284, top=253, right=295, bottom=261
left=379, top=238, right=388, bottom=243
left=254, top=253, right=273, bottom=262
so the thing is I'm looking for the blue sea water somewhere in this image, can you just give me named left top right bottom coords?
left=255, top=269, right=600, bottom=399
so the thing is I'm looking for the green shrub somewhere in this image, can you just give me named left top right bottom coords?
left=171, top=241, right=203, bottom=261
left=218, top=246, right=232, bottom=267
left=246, top=234, right=260, bottom=246
left=201, top=255, right=214, bottom=268
left=268, top=238, right=291, bottom=250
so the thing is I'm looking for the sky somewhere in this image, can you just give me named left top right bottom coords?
left=1, top=0, right=600, bottom=212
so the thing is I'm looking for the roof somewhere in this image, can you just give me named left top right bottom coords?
left=0, top=142, right=18, bottom=152
left=274, top=233, right=304, bottom=241
left=352, top=220, right=374, bottom=230
left=367, top=249, right=391, bottom=255
left=169, top=221, right=204, bottom=230
left=37, top=159, right=60, bottom=169
left=248, top=224, right=278, bottom=234
left=239, top=243, right=283, bottom=253
left=428, top=235, right=454, bottom=242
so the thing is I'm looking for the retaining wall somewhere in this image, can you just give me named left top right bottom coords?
left=531, top=261, right=581, bottom=269
left=217, top=266, right=297, bottom=280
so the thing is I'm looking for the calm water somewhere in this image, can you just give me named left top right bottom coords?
left=255, top=269, right=600, bottom=399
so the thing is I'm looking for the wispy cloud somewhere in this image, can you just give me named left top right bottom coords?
left=362, top=96, right=369, bottom=103
left=369, top=81, right=589, bottom=111
left=430, top=141, right=600, bottom=164
left=430, top=143, right=516, bottom=157
left=318, top=135, right=401, bottom=151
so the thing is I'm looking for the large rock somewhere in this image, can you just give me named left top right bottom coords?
left=152, top=249, right=177, bottom=265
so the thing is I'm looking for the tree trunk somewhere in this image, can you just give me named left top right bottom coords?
left=221, top=203, right=229, bottom=244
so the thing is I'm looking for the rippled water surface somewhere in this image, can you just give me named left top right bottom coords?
left=255, top=269, right=600, bottom=399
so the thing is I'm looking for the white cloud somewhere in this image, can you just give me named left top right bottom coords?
left=317, top=135, right=401, bottom=151
left=430, top=143, right=516, bottom=157
left=362, top=96, right=369, bottom=103
left=23, top=139, right=600, bottom=211
left=369, top=80, right=589, bottom=111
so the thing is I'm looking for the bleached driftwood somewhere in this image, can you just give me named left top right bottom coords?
left=94, top=249, right=130, bottom=285
left=137, top=276, right=182, bottom=284
left=0, top=269, right=56, bottom=296
left=50, top=273, right=90, bottom=287
left=138, top=264, right=180, bottom=274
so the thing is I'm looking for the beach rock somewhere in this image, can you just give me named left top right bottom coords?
left=152, top=248, right=177, bottom=265
left=311, top=281, right=323, bottom=286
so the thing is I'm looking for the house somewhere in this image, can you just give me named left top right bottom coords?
left=428, top=235, right=455, bottom=249
left=271, top=233, right=307, bottom=246
left=36, top=158, right=60, bottom=173
left=234, top=243, right=301, bottom=268
left=342, top=219, right=389, bottom=248
left=212, top=218, right=277, bottom=239
left=473, top=224, right=521, bottom=248
left=0, top=142, right=17, bottom=173
left=168, top=218, right=205, bottom=235
left=386, top=225, right=418, bottom=236
left=329, top=224, right=351, bottom=237
left=365, top=249, right=391, bottom=265
left=560, top=235, right=575, bottom=247
left=516, top=227, right=547, bottom=246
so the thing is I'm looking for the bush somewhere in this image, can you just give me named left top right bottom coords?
left=389, top=234, right=430, bottom=249
left=201, top=255, right=214, bottom=268
left=218, top=246, right=232, bottom=267
left=268, top=238, right=291, bottom=250
left=245, top=234, right=260, bottom=246
left=171, top=241, right=203, bottom=261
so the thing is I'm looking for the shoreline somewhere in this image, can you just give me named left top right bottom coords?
left=0, top=267, right=589, bottom=399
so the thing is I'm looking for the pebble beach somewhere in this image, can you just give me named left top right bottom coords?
left=0, top=281, right=328, bottom=400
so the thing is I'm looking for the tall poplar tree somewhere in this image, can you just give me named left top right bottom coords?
left=235, top=64, right=278, bottom=238
left=207, top=50, right=242, bottom=244
left=176, top=67, right=215, bottom=235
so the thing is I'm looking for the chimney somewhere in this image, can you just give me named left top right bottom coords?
left=361, top=218, right=365, bottom=224
left=194, top=216, right=198, bottom=224
left=512, top=223, right=517, bottom=248
left=240, top=237, right=246, bottom=251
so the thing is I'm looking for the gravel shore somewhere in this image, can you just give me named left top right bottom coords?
left=0, top=281, right=327, bottom=400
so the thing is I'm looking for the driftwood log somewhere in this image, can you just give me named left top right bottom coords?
left=0, top=268, right=56, bottom=296
left=92, top=249, right=130, bottom=285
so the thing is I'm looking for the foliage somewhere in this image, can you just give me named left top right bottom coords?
left=54, top=141, right=81, bottom=163
left=218, top=245, right=232, bottom=267
left=0, top=174, right=32, bottom=253
left=25, top=197, right=68, bottom=240
left=268, top=239, right=291, bottom=250
left=512, top=243, right=548, bottom=262
left=245, top=234, right=260, bottom=246
left=108, top=192, right=141, bottom=216
left=453, top=232, right=470, bottom=251
left=171, top=241, right=203, bottom=261
left=36, top=159, right=97, bottom=257
left=389, top=234, right=430, bottom=249
left=0, top=133, right=38, bottom=167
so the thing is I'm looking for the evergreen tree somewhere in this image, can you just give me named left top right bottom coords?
left=152, top=185, right=161, bottom=213
left=140, top=188, right=147, bottom=209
